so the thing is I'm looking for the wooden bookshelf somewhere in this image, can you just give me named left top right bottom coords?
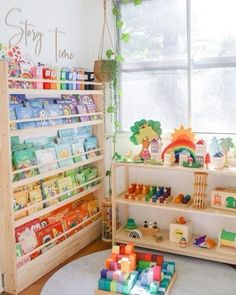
left=111, top=162, right=236, bottom=267
left=0, top=60, right=105, bottom=294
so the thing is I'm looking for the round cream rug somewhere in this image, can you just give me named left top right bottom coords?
left=41, top=249, right=236, bottom=295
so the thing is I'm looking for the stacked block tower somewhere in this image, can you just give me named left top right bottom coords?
left=97, top=243, right=176, bottom=294
left=193, top=172, right=208, bottom=209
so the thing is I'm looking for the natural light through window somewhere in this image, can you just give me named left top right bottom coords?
left=120, top=0, right=236, bottom=134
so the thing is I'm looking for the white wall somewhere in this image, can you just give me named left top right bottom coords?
left=0, top=0, right=90, bottom=68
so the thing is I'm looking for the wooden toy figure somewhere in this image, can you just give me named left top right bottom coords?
left=130, top=119, right=162, bottom=161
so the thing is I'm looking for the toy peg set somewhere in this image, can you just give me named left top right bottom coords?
left=124, top=183, right=172, bottom=205
left=96, top=243, right=176, bottom=295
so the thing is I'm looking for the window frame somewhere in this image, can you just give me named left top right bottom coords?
left=119, top=0, right=236, bottom=135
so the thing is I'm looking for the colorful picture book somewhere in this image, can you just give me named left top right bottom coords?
left=84, top=136, right=98, bottom=158
left=80, top=95, right=98, bottom=120
left=35, top=147, right=59, bottom=173
left=44, top=104, right=63, bottom=126
left=13, top=149, right=38, bottom=178
left=14, top=105, right=36, bottom=129
left=28, top=188, right=43, bottom=214
left=35, top=223, right=56, bottom=253
left=77, top=104, right=90, bottom=121
left=55, top=144, right=74, bottom=167
left=57, top=176, right=75, bottom=201
left=71, top=142, right=86, bottom=162
left=42, top=178, right=59, bottom=206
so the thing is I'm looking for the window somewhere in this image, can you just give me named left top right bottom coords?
left=120, top=0, right=236, bottom=134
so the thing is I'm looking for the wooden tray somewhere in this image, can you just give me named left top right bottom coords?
left=95, top=272, right=177, bottom=295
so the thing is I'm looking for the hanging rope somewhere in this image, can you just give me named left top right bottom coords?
left=98, top=0, right=115, bottom=60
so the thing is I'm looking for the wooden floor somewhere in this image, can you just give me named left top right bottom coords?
left=2, top=238, right=111, bottom=295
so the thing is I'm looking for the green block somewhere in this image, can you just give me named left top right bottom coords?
left=110, top=280, right=117, bottom=292
left=150, top=281, right=159, bottom=293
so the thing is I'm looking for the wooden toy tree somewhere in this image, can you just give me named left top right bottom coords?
left=219, top=137, right=234, bottom=166
left=192, top=172, right=208, bottom=209
left=130, top=119, right=162, bottom=161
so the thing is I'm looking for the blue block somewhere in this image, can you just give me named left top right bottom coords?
left=98, top=278, right=106, bottom=290
left=117, top=282, right=123, bottom=293
left=104, top=279, right=111, bottom=291
left=101, top=269, right=108, bottom=279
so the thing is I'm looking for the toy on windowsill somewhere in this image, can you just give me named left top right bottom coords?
left=217, top=229, right=236, bottom=255
left=219, top=137, right=234, bottom=167
left=130, top=119, right=162, bottom=162
left=161, top=125, right=196, bottom=164
left=174, top=194, right=192, bottom=207
left=182, top=160, right=201, bottom=168
left=194, top=235, right=216, bottom=249
left=212, top=152, right=224, bottom=170
left=141, top=221, right=159, bottom=236
left=195, top=139, right=207, bottom=167
left=204, top=153, right=211, bottom=169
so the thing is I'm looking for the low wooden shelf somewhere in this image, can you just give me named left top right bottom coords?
left=114, top=227, right=236, bottom=265
left=111, top=162, right=236, bottom=268
left=115, top=195, right=236, bottom=219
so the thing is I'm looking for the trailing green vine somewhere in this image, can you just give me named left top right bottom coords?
left=104, top=0, right=143, bottom=196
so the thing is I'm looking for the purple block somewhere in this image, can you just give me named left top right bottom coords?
left=107, top=270, right=114, bottom=280
left=101, top=269, right=108, bottom=279
left=118, top=272, right=126, bottom=283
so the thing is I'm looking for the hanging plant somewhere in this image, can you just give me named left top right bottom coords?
left=94, top=0, right=142, bottom=196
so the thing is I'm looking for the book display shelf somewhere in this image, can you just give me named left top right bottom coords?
left=111, top=162, right=236, bottom=266
left=0, top=60, right=105, bottom=294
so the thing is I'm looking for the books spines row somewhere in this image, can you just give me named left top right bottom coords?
left=8, top=61, right=94, bottom=90
left=15, top=195, right=100, bottom=269
left=12, top=126, right=99, bottom=181
left=10, top=94, right=99, bottom=130
left=14, top=166, right=99, bottom=220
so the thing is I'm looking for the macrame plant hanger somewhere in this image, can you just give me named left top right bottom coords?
left=98, top=0, right=115, bottom=61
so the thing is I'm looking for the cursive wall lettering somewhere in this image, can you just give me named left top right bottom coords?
left=4, top=7, right=75, bottom=62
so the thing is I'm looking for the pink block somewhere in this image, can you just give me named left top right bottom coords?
left=109, top=261, right=118, bottom=271
left=153, top=266, right=161, bottom=281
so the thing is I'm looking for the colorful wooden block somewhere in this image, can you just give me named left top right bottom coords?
left=112, top=245, right=120, bottom=255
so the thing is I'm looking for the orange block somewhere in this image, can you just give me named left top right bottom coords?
left=111, top=253, right=118, bottom=262
left=125, top=243, right=134, bottom=255
left=105, top=258, right=114, bottom=269
left=129, top=253, right=136, bottom=271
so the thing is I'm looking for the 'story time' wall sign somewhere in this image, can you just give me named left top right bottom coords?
left=5, top=7, right=75, bottom=63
